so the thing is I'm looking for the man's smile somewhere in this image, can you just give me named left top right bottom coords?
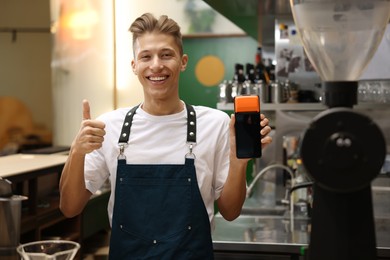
left=147, top=76, right=168, bottom=82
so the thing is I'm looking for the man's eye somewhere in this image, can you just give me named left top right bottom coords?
left=162, top=53, right=172, bottom=58
left=140, top=55, right=150, bottom=60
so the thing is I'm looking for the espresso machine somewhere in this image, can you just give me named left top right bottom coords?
left=288, top=1, right=390, bottom=259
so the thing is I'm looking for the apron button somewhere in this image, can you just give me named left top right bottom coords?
left=188, top=178, right=191, bottom=182
left=120, top=225, right=123, bottom=229
left=188, top=226, right=192, bottom=230
left=153, top=240, right=157, bottom=244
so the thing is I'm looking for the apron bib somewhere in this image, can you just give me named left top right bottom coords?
left=108, top=104, right=214, bottom=260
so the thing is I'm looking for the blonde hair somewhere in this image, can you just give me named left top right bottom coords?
left=129, top=13, right=183, bottom=56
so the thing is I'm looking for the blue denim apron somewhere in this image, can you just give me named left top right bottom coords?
left=108, top=104, right=214, bottom=260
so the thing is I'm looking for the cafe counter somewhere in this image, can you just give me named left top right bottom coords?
left=212, top=212, right=390, bottom=259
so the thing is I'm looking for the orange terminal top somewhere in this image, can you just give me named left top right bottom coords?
left=234, top=95, right=260, bottom=113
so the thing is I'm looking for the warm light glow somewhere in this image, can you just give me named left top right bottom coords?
left=59, top=0, right=99, bottom=40
left=65, top=9, right=98, bottom=40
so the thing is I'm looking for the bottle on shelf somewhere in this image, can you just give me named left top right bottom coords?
left=246, top=63, right=256, bottom=84
left=255, top=47, right=271, bottom=85
left=218, top=80, right=227, bottom=103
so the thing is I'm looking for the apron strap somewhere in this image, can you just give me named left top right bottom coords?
left=185, top=103, right=196, bottom=143
left=118, top=103, right=197, bottom=144
left=118, top=104, right=140, bottom=144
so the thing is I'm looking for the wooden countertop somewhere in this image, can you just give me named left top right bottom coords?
left=0, top=153, right=68, bottom=178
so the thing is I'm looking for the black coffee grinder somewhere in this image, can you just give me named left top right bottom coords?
left=289, top=1, right=390, bottom=259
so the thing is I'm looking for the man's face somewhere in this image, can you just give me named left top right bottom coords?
left=131, top=32, right=188, bottom=102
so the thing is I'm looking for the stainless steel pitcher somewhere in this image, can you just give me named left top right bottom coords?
left=0, top=177, right=28, bottom=259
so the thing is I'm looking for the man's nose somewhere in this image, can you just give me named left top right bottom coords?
left=150, top=56, right=163, bottom=70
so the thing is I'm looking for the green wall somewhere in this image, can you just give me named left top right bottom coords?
left=204, top=0, right=259, bottom=41
left=179, top=36, right=258, bottom=108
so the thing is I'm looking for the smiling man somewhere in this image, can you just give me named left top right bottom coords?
left=59, top=13, right=272, bottom=260
left=131, top=30, right=187, bottom=115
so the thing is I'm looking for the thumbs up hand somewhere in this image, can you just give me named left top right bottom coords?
left=72, top=100, right=106, bottom=155
left=83, top=99, right=92, bottom=121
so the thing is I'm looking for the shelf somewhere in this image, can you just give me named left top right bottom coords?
left=217, top=102, right=390, bottom=111
left=41, top=216, right=80, bottom=240
left=21, top=196, right=66, bottom=236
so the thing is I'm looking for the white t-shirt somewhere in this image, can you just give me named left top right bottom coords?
left=84, top=104, right=231, bottom=228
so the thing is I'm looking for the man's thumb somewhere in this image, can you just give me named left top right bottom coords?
left=82, top=99, right=91, bottom=120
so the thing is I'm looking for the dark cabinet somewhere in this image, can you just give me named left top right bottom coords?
left=1, top=154, right=110, bottom=259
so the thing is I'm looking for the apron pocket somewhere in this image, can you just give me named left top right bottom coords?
left=118, top=177, right=192, bottom=241
left=113, top=225, right=194, bottom=260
